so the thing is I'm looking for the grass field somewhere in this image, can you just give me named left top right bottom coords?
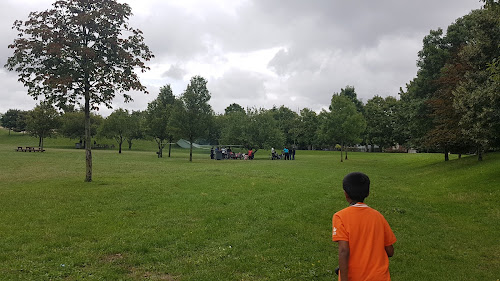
left=0, top=129, right=499, bottom=280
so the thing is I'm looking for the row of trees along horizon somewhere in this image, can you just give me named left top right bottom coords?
left=1, top=0, right=499, bottom=182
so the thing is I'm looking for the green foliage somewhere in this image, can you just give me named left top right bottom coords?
left=488, top=57, right=500, bottom=82
left=219, top=111, right=248, bottom=146
left=5, top=0, right=153, bottom=109
left=296, top=108, right=319, bottom=150
left=319, top=94, right=366, bottom=160
left=451, top=6, right=500, bottom=157
left=59, top=111, right=103, bottom=142
left=364, top=96, right=398, bottom=150
left=0, top=109, right=27, bottom=134
left=224, top=103, right=246, bottom=115
left=247, top=108, right=285, bottom=149
left=146, top=85, right=177, bottom=158
left=339, top=85, right=364, bottom=114
left=399, top=29, right=449, bottom=148
left=270, top=105, right=299, bottom=145
left=170, top=76, right=214, bottom=161
left=219, top=107, right=285, bottom=150
left=99, top=109, right=134, bottom=153
left=126, top=110, right=147, bottom=150
left=399, top=4, right=500, bottom=160
left=25, top=103, right=60, bottom=149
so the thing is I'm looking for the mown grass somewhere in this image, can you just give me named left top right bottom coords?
left=0, top=129, right=499, bottom=280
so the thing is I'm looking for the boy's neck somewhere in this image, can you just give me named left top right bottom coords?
left=349, top=201, right=364, bottom=206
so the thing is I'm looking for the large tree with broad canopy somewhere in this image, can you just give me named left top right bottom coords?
left=5, top=0, right=153, bottom=181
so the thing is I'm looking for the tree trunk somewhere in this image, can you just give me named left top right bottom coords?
left=168, top=142, right=172, bottom=158
left=157, top=139, right=163, bottom=158
left=128, top=139, right=132, bottom=150
left=345, top=147, right=348, bottom=160
left=119, top=140, right=122, bottom=154
left=39, top=136, right=42, bottom=147
left=340, top=142, right=344, bottom=163
left=444, top=150, right=449, bottom=161
left=189, top=137, right=193, bottom=162
left=84, top=92, right=92, bottom=182
left=458, top=154, right=462, bottom=159
left=478, top=146, right=483, bottom=161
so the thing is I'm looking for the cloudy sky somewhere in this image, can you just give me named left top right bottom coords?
left=0, top=0, right=483, bottom=116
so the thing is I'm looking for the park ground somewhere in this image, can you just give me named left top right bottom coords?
left=0, top=129, right=499, bottom=280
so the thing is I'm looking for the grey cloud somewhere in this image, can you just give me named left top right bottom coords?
left=0, top=0, right=484, bottom=115
left=209, top=68, right=268, bottom=113
left=162, top=64, right=186, bottom=80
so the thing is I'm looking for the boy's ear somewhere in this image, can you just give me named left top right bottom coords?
left=344, top=191, right=350, bottom=201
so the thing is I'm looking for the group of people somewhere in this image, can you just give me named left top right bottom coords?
left=210, top=147, right=256, bottom=160
left=271, top=146, right=296, bottom=160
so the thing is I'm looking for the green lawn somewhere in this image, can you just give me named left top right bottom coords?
left=0, top=130, right=499, bottom=280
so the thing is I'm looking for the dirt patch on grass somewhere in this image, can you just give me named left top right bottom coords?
left=129, top=267, right=179, bottom=280
left=101, top=253, right=125, bottom=263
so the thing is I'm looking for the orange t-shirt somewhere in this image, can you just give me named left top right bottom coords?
left=332, top=203, right=396, bottom=281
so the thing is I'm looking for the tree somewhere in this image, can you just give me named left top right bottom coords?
left=219, top=110, right=248, bottom=147
left=98, top=108, right=131, bottom=153
left=224, top=103, right=246, bottom=115
left=246, top=108, right=284, bottom=150
left=488, top=57, right=500, bottom=82
left=25, top=103, right=60, bottom=149
left=319, top=94, right=366, bottom=162
left=425, top=61, right=472, bottom=160
left=339, top=85, right=364, bottom=113
left=399, top=29, right=450, bottom=149
left=5, top=0, right=153, bottom=182
left=270, top=105, right=299, bottom=146
left=452, top=5, right=500, bottom=160
left=296, top=108, right=318, bottom=150
left=1, top=109, right=23, bottom=135
left=364, top=96, right=398, bottom=152
left=170, top=76, right=213, bottom=161
left=60, top=111, right=102, bottom=145
left=126, top=110, right=146, bottom=150
left=145, top=85, right=176, bottom=158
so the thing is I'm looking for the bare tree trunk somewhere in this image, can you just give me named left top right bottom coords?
left=478, top=146, right=483, bottom=161
left=345, top=147, right=348, bottom=160
left=189, top=137, right=193, bottom=162
left=340, top=141, right=344, bottom=163
left=156, top=138, right=163, bottom=158
left=444, top=147, right=449, bottom=161
left=84, top=92, right=92, bottom=182
left=168, top=142, right=172, bottom=158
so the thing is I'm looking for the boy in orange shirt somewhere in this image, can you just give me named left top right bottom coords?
left=332, top=172, right=397, bottom=281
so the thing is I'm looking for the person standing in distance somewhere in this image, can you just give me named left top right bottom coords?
left=332, top=172, right=396, bottom=281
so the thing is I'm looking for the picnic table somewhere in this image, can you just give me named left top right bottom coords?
left=16, top=146, right=45, bottom=152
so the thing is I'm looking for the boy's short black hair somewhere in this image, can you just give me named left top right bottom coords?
left=343, top=172, right=370, bottom=202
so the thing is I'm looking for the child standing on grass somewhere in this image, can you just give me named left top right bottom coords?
left=332, top=172, right=397, bottom=281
